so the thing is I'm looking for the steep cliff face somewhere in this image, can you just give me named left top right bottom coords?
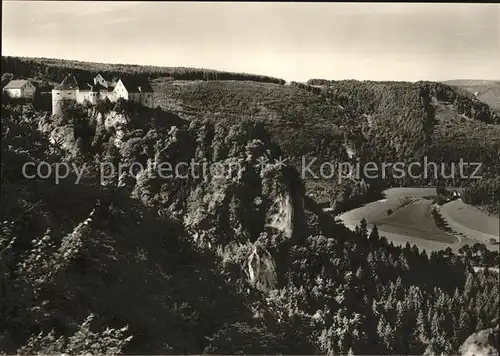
left=37, top=102, right=311, bottom=293
left=247, top=244, right=278, bottom=292
left=103, top=110, right=130, bottom=148
left=265, top=192, right=293, bottom=238
left=177, top=130, right=305, bottom=257
left=261, top=165, right=295, bottom=239
left=39, top=107, right=129, bottom=153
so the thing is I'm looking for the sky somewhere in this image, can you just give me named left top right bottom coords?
left=2, top=2, right=500, bottom=82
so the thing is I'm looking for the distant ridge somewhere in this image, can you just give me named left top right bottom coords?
left=443, top=79, right=500, bottom=112
left=1, top=55, right=286, bottom=85
left=443, top=79, right=500, bottom=85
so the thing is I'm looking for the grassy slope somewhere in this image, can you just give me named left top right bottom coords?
left=380, top=199, right=456, bottom=243
left=440, top=199, right=499, bottom=241
left=336, top=192, right=463, bottom=252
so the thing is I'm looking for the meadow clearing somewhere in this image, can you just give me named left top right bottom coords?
left=440, top=199, right=499, bottom=245
left=337, top=187, right=498, bottom=252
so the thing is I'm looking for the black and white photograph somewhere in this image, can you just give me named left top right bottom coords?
left=1, top=2, right=499, bottom=355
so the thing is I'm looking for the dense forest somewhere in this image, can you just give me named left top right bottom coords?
left=1, top=96, right=498, bottom=354
left=462, top=176, right=500, bottom=215
left=149, top=77, right=500, bottom=211
left=1, top=56, right=286, bottom=85
left=308, top=78, right=500, bottom=124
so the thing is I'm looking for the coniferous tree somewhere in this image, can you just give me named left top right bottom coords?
left=368, top=224, right=380, bottom=243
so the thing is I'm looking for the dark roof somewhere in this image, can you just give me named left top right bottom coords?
left=3, top=79, right=32, bottom=90
left=54, top=74, right=79, bottom=90
left=93, top=74, right=111, bottom=87
left=118, top=77, right=153, bottom=93
left=85, top=82, right=107, bottom=92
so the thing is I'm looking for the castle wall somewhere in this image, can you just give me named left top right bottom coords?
left=140, top=93, right=154, bottom=108
left=76, top=90, right=92, bottom=104
left=52, top=89, right=77, bottom=115
left=129, top=92, right=154, bottom=108
left=76, top=90, right=117, bottom=105
left=102, top=91, right=117, bottom=102
left=129, top=93, right=141, bottom=103
left=4, top=88, right=23, bottom=98
left=51, top=75, right=151, bottom=115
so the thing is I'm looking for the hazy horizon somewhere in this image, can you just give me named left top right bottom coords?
left=2, top=2, right=500, bottom=82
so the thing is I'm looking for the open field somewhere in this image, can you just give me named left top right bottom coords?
left=383, top=187, right=438, bottom=199
left=381, top=199, right=456, bottom=244
left=338, top=187, right=440, bottom=224
left=336, top=188, right=499, bottom=252
left=440, top=199, right=499, bottom=244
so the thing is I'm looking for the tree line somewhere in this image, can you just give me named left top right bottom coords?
left=1, top=56, right=286, bottom=86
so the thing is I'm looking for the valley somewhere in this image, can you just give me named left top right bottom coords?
left=337, top=187, right=499, bottom=252
left=2, top=2, right=500, bottom=355
left=1, top=55, right=499, bottom=356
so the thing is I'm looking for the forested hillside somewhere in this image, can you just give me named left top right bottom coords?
left=1, top=97, right=498, bottom=355
left=1, top=56, right=286, bottom=85
left=151, top=77, right=500, bottom=210
left=5, top=54, right=498, bottom=212
left=2, top=57, right=499, bottom=354
left=2, top=56, right=498, bottom=214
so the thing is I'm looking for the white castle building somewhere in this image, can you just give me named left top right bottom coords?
left=52, top=73, right=154, bottom=114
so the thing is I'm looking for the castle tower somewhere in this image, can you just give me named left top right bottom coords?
left=52, top=74, right=79, bottom=115
left=85, top=82, right=107, bottom=105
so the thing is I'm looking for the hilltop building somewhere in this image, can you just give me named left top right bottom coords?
left=94, top=73, right=114, bottom=90
left=52, top=73, right=154, bottom=114
left=114, top=77, right=154, bottom=108
left=3, top=79, right=36, bottom=98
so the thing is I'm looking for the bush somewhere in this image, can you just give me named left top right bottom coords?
left=17, top=315, right=133, bottom=355
left=113, top=98, right=130, bottom=113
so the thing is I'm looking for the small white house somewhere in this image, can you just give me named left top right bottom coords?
left=3, top=79, right=36, bottom=98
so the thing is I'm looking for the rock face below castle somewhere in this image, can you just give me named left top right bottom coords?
left=52, top=73, right=154, bottom=114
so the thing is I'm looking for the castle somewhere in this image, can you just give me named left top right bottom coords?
left=52, top=73, right=154, bottom=114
